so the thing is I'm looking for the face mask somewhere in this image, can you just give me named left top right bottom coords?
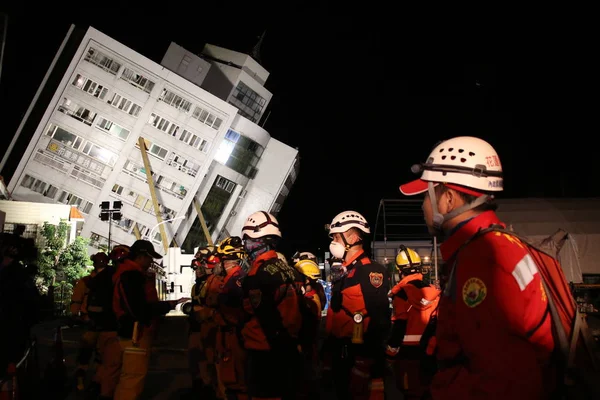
left=244, top=237, right=268, bottom=261
left=329, top=241, right=346, bottom=259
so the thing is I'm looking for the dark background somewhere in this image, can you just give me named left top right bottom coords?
left=0, top=4, right=597, bottom=256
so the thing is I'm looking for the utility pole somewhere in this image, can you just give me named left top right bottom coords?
left=99, top=201, right=122, bottom=250
left=0, top=13, right=8, bottom=87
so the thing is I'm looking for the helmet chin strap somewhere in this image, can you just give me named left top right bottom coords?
left=341, top=233, right=362, bottom=261
left=427, top=182, right=491, bottom=233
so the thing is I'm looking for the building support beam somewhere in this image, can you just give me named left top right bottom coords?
left=132, top=223, right=141, bottom=240
left=138, top=136, right=169, bottom=253
left=193, top=198, right=213, bottom=246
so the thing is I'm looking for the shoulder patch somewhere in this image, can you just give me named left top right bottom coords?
left=462, top=277, right=487, bottom=308
left=369, top=272, right=384, bottom=288
left=264, top=264, right=279, bottom=275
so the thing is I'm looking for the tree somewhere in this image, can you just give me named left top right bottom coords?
left=37, top=220, right=90, bottom=315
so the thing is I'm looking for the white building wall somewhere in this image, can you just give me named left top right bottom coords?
left=0, top=200, right=74, bottom=226
left=202, top=44, right=269, bottom=85
left=227, top=139, right=298, bottom=236
left=7, top=27, right=238, bottom=256
left=227, top=70, right=273, bottom=112
left=160, top=42, right=211, bottom=87
left=7, top=27, right=300, bottom=273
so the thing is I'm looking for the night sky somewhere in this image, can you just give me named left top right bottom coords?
left=1, top=5, right=597, bottom=257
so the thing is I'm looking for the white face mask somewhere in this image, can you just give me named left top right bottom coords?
left=329, top=241, right=346, bottom=259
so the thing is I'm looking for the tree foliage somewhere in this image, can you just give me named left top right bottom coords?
left=36, top=221, right=90, bottom=299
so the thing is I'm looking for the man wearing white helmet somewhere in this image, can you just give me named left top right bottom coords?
left=292, top=251, right=317, bottom=264
left=399, top=136, right=554, bottom=400
left=323, top=210, right=390, bottom=400
left=240, top=211, right=303, bottom=400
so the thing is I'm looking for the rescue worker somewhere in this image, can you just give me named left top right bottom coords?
left=294, top=258, right=326, bottom=399
left=213, top=237, right=249, bottom=400
left=189, top=245, right=226, bottom=399
left=0, top=232, right=40, bottom=386
left=323, top=210, right=390, bottom=400
left=398, top=136, right=555, bottom=400
left=187, top=245, right=216, bottom=399
left=241, top=210, right=303, bottom=400
left=292, top=251, right=318, bottom=264
left=71, top=251, right=109, bottom=392
left=97, top=244, right=131, bottom=400
left=111, top=240, right=188, bottom=400
left=386, top=245, right=440, bottom=399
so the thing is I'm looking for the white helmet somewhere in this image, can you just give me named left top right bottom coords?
left=242, top=211, right=281, bottom=239
left=292, top=251, right=317, bottom=263
left=328, top=211, right=370, bottom=238
left=399, top=136, right=503, bottom=196
left=399, top=136, right=502, bottom=232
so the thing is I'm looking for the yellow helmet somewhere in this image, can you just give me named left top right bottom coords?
left=294, top=259, right=321, bottom=280
left=216, top=236, right=246, bottom=260
left=396, top=245, right=421, bottom=274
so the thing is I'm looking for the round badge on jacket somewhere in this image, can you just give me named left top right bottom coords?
left=462, top=277, right=487, bottom=308
left=353, top=313, right=363, bottom=323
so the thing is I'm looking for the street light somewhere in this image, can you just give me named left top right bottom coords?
left=99, top=200, right=122, bottom=250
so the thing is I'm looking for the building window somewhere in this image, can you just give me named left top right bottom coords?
left=214, top=129, right=262, bottom=178
left=46, top=123, right=117, bottom=168
left=135, top=137, right=170, bottom=160
left=46, top=123, right=80, bottom=148
left=81, top=141, right=118, bottom=166
left=156, top=176, right=187, bottom=198
left=149, top=143, right=168, bottom=160
left=123, top=159, right=154, bottom=183
left=96, top=117, right=130, bottom=140
left=229, top=81, right=266, bottom=123
left=72, top=74, right=109, bottom=99
left=90, top=232, right=111, bottom=249
left=57, top=190, right=94, bottom=214
left=148, top=113, right=180, bottom=137
left=181, top=175, right=235, bottom=252
left=109, top=93, right=142, bottom=117
left=57, top=97, right=97, bottom=126
left=179, top=129, right=209, bottom=153
left=84, top=47, right=121, bottom=75
left=159, top=89, right=192, bottom=113
left=70, top=166, right=106, bottom=189
left=120, top=67, right=155, bottom=93
left=166, top=152, right=200, bottom=177
left=20, top=174, right=48, bottom=195
left=215, top=176, right=236, bottom=193
left=191, top=106, right=223, bottom=130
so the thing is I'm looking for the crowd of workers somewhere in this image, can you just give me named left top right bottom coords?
left=3, top=136, right=569, bottom=400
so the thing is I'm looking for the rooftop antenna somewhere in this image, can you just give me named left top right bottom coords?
left=251, top=30, right=266, bottom=65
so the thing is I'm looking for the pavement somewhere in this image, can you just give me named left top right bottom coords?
left=23, top=314, right=402, bottom=400
left=30, top=314, right=192, bottom=400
